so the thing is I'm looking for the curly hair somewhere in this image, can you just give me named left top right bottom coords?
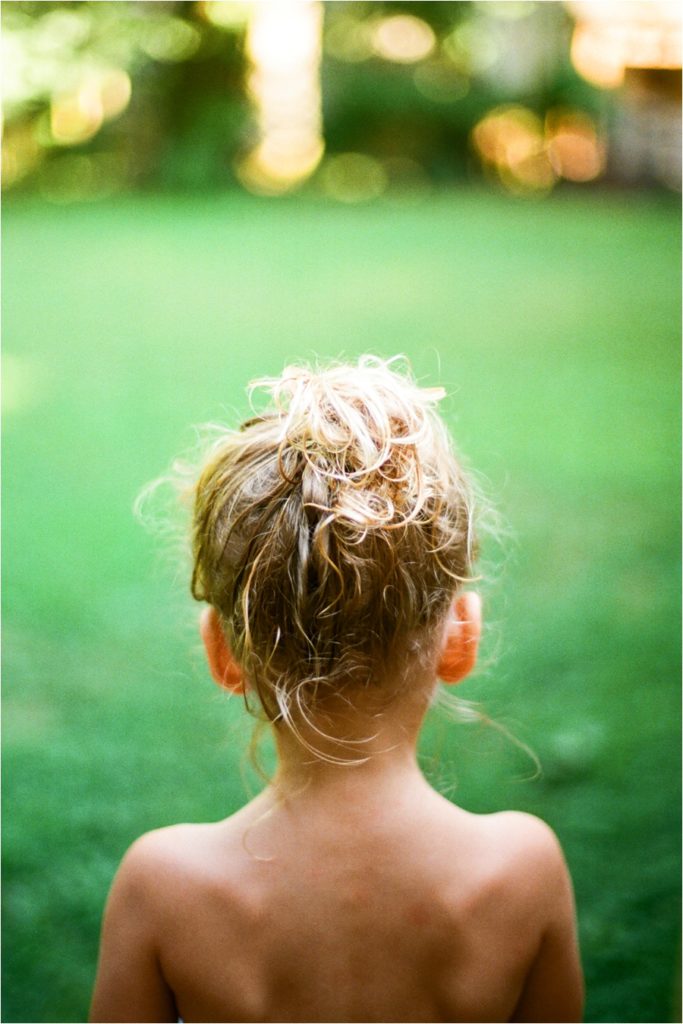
left=191, top=356, right=476, bottom=741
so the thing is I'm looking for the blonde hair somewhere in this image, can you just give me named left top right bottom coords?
left=191, top=356, right=476, bottom=738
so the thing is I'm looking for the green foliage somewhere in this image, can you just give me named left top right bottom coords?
left=3, top=0, right=610, bottom=195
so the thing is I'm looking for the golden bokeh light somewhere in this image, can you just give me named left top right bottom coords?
left=503, top=150, right=555, bottom=193
left=567, top=1, right=682, bottom=88
left=571, top=21, right=629, bottom=88
left=248, top=1, right=321, bottom=74
left=546, top=110, right=605, bottom=182
left=49, top=69, right=132, bottom=147
left=50, top=85, right=104, bottom=146
left=472, top=103, right=606, bottom=193
left=370, top=15, right=436, bottom=64
left=1, top=121, right=42, bottom=188
left=473, top=106, right=545, bottom=165
left=238, top=133, right=324, bottom=195
left=238, top=0, right=324, bottom=194
left=98, top=69, right=133, bottom=120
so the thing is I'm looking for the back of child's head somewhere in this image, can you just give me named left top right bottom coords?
left=191, top=356, right=476, bottom=729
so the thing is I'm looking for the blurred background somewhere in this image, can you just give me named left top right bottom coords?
left=2, top=0, right=682, bottom=198
left=2, top=2, right=681, bottom=1022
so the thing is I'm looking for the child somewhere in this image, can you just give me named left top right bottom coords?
left=90, top=357, right=583, bottom=1024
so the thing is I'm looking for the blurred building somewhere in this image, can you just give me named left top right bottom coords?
left=567, top=0, right=682, bottom=189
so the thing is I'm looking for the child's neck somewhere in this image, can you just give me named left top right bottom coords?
left=270, top=680, right=434, bottom=798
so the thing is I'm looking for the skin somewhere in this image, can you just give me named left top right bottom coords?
left=90, top=594, right=584, bottom=1023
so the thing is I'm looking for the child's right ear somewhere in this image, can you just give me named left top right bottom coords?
left=199, top=607, right=244, bottom=694
left=437, top=591, right=481, bottom=685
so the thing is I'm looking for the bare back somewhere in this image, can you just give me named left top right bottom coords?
left=90, top=776, right=583, bottom=1023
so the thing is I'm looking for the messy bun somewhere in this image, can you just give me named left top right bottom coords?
left=191, top=356, right=476, bottom=736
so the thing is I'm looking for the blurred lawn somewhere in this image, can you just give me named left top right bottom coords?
left=2, top=189, right=680, bottom=1024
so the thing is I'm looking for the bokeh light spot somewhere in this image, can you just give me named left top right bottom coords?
left=472, top=103, right=605, bottom=192
left=198, top=1, right=251, bottom=31
left=99, top=69, right=132, bottom=120
left=319, top=152, right=388, bottom=203
left=50, top=85, right=103, bottom=146
left=472, top=105, right=556, bottom=193
left=1, top=120, right=42, bottom=188
left=325, top=16, right=374, bottom=63
left=371, top=15, right=436, bottom=64
left=237, top=134, right=325, bottom=196
left=568, top=1, right=682, bottom=88
left=443, top=21, right=499, bottom=75
left=240, top=1, right=324, bottom=194
left=139, top=17, right=201, bottom=63
left=413, top=60, right=470, bottom=103
left=37, top=9, right=91, bottom=51
left=546, top=109, right=605, bottom=181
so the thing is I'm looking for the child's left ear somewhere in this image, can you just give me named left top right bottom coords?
left=437, top=591, right=481, bottom=685
left=200, top=606, right=244, bottom=694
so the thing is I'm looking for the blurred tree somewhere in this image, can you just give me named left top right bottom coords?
left=1, top=0, right=650, bottom=199
left=2, top=0, right=250, bottom=196
left=321, top=1, right=602, bottom=186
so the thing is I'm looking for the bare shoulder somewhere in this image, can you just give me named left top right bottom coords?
left=124, top=821, right=220, bottom=863
left=478, top=811, right=577, bottom=937
left=486, top=810, right=564, bottom=855
left=91, top=823, right=231, bottom=1022
left=113, top=822, right=229, bottom=902
left=448, top=808, right=573, bottom=915
left=486, top=811, right=569, bottom=880
left=483, top=817, right=584, bottom=1021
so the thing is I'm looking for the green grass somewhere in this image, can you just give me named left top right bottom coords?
left=2, top=189, right=680, bottom=1023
